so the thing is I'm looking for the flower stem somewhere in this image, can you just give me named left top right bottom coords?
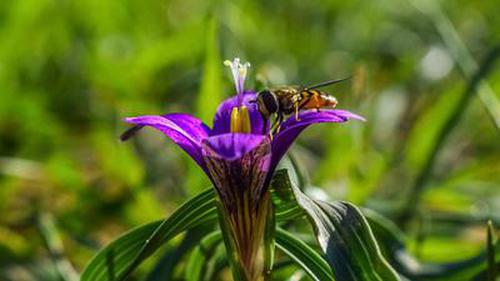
left=216, top=192, right=273, bottom=281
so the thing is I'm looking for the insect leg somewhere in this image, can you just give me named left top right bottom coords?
left=275, top=113, right=284, bottom=134
left=294, top=101, right=301, bottom=121
left=295, top=91, right=314, bottom=119
left=268, top=115, right=279, bottom=138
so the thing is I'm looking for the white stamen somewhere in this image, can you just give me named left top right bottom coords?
left=224, top=58, right=251, bottom=96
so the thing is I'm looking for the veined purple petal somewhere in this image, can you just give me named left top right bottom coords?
left=202, top=132, right=271, bottom=210
left=202, top=133, right=268, bottom=162
left=212, top=91, right=267, bottom=135
left=124, top=113, right=210, bottom=171
left=202, top=133, right=272, bottom=279
left=270, top=109, right=365, bottom=170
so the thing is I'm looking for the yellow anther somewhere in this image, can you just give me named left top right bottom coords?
left=230, top=107, right=240, bottom=133
left=240, top=106, right=251, bottom=133
left=230, top=106, right=251, bottom=134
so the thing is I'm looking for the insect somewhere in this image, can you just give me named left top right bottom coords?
left=252, top=77, right=350, bottom=133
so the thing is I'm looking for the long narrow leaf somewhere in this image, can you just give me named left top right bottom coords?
left=271, top=165, right=500, bottom=280
left=38, top=213, right=80, bottom=281
left=399, top=44, right=500, bottom=224
left=81, top=188, right=217, bottom=281
left=487, top=220, right=498, bottom=281
left=271, top=169, right=400, bottom=281
left=366, top=208, right=500, bottom=281
left=276, top=228, right=334, bottom=281
left=264, top=203, right=276, bottom=276
left=82, top=173, right=336, bottom=281
left=185, top=231, right=222, bottom=281
left=145, top=225, right=214, bottom=281
left=409, top=0, right=500, bottom=129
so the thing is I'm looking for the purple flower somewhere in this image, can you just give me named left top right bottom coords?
left=122, top=58, right=364, bottom=280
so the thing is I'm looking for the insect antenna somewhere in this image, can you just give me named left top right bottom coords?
left=305, top=76, right=351, bottom=90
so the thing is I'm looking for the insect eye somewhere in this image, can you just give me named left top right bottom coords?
left=258, top=90, right=271, bottom=96
left=258, top=90, right=278, bottom=114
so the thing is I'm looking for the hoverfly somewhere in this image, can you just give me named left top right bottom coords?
left=253, top=77, right=350, bottom=133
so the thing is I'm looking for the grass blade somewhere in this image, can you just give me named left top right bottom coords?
left=366, top=209, right=500, bottom=281
left=38, top=213, right=79, bottom=281
left=409, top=0, right=500, bottom=129
left=398, top=45, right=500, bottom=225
left=487, top=220, right=498, bottom=281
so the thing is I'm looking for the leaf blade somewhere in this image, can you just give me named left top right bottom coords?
left=366, top=208, right=500, bottom=281
left=81, top=188, right=218, bottom=281
left=185, top=231, right=223, bottom=281
left=275, top=228, right=334, bottom=281
left=271, top=169, right=400, bottom=281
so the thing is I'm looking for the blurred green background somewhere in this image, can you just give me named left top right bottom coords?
left=0, top=0, right=499, bottom=280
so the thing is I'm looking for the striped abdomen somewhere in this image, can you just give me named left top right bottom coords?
left=298, top=89, right=338, bottom=110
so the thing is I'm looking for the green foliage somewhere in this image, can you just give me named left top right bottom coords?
left=81, top=188, right=217, bottom=281
left=184, top=231, right=222, bottom=281
left=81, top=221, right=162, bottom=281
left=366, top=209, right=500, bottom=281
left=272, top=169, right=400, bottom=281
left=487, top=221, right=498, bottom=281
left=275, top=228, right=334, bottom=281
left=1, top=0, right=500, bottom=280
left=77, top=166, right=500, bottom=280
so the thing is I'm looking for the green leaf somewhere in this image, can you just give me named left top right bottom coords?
left=81, top=188, right=217, bottom=281
left=487, top=220, right=498, bottom=281
left=409, top=0, right=500, bottom=129
left=264, top=202, right=276, bottom=276
left=272, top=156, right=306, bottom=221
left=398, top=45, right=500, bottom=224
left=271, top=181, right=304, bottom=221
left=185, top=231, right=223, bottom=281
left=365, top=208, right=500, bottom=281
left=82, top=221, right=162, bottom=281
left=81, top=176, right=336, bottom=281
left=145, top=225, right=214, bottom=281
left=275, top=160, right=499, bottom=280
left=38, top=213, right=79, bottom=281
left=276, top=228, right=334, bottom=281
left=205, top=245, right=230, bottom=281
left=271, top=169, right=400, bottom=281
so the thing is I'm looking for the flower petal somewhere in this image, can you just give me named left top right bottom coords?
left=202, top=133, right=271, bottom=208
left=202, top=133, right=272, bottom=278
left=124, top=113, right=210, bottom=170
left=271, top=109, right=365, bottom=169
left=202, top=133, right=268, bottom=162
left=212, top=92, right=267, bottom=135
